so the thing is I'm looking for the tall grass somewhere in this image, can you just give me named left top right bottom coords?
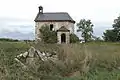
left=0, top=42, right=120, bottom=79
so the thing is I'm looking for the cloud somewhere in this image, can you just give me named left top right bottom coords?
left=0, top=29, right=35, bottom=40
left=93, top=22, right=113, bottom=37
left=0, top=0, right=119, bottom=39
left=0, top=17, right=35, bottom=40
left=0, top=17, right=34, bottom=33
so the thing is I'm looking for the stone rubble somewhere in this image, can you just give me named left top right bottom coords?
left=15, top=46, right=58, bottom=66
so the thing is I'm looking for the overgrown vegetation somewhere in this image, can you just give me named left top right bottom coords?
left=40, top=24, right=57, bottom=43
left=1, top=42, right=120, bottom=79
left=103, top=15, right=120, bottom=42
left=70, top=34, right=79, bottom=43
left=40, top=24, right=79, bottom=43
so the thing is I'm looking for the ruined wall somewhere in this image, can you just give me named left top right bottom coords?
left=57, top=31, right=70, bottom=44
left=35, top=21, right=74, bottom=41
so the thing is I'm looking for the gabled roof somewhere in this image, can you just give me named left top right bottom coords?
left=57, top=26, right=70, bottom=32
left=34, top=12, right=75, bottom=23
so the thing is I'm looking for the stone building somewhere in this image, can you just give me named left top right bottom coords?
left=34, top=6, right=75, bottom=44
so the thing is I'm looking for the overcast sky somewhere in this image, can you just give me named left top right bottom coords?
left=0, top=0, right=120, bottom=40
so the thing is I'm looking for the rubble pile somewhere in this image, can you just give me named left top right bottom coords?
left=15, top=46, right=58, bottom=67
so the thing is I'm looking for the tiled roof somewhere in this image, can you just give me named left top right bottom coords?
left=34, top=12, right=75, bottom=23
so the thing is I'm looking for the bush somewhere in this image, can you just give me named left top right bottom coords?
left=40, top=25, right=57, bottom=43
left=70, top=34, right=79, bottom=43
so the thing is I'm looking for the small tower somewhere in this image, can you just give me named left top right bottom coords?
left=39, top=6, right=43, bottom=13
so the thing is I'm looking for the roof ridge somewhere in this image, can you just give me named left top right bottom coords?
left=43, top=12, right=68, bottom=14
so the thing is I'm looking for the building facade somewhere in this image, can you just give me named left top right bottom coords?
left=34, top=6, right=75, bottom=44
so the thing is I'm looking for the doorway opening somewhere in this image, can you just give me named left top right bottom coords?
left=61, top=33, right=66, bottom=43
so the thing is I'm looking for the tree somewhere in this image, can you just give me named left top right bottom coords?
left=103, top=29, right=118, bottom=42
left=113, top=16, right=120, bottom=31
left=77, top=19, right=93, bottom=42
left=70, top=34, right=79, bottom=43
left=112, top=16, right=120, bottom=41
left=103, top=15, right=120, bottom=42
left=39, top=24, right=57, bottom=43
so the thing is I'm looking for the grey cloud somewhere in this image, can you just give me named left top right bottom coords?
left=0, top=17, right=33, bottom=29
left=0, top=17, right=34, bottom=34
left=93, top=22, right=113, bottom=37
left=0, top=30, right=35, bottom=40
left=0, top=17, right=35, bottom=40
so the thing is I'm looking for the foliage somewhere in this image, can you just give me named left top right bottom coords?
left=0, top=38, right=19, bottom=42
left=70, top=34, right=79, bottom=43
left=39, top=24, right=57, bottom=43
left=103, top=15, right=120, bottom=42
left=113, top=16, right=120, bottom=31
left=77, top=19, right=94, bottom=42
left=103, top=29, right=118, bottom=42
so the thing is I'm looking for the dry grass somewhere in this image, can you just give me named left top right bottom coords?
left=35, top=42, right=120, bottom=77
left=1, top=42, right=120, bottom=79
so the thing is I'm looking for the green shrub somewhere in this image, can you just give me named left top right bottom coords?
left=40, top=25, right=57, bottom=43
left=70, top=34, right=79, bottom=43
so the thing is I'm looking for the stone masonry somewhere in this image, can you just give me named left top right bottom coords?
left=34, top=6, right=75, bottom=44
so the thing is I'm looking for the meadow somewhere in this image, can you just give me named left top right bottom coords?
left=0, top=41, right=120, bottom=80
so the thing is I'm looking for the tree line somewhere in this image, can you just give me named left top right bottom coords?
left=0, top=38, right=34, bottom=42
left=77, top=15, right=120, bottom=42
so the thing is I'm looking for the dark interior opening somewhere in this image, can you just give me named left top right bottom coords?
left=61, top=33, right=66, bottom=43
left=50, top=24, right=53, bottom=31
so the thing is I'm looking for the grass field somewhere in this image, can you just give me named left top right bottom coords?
left=0, top=42, right=120, bottom=80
